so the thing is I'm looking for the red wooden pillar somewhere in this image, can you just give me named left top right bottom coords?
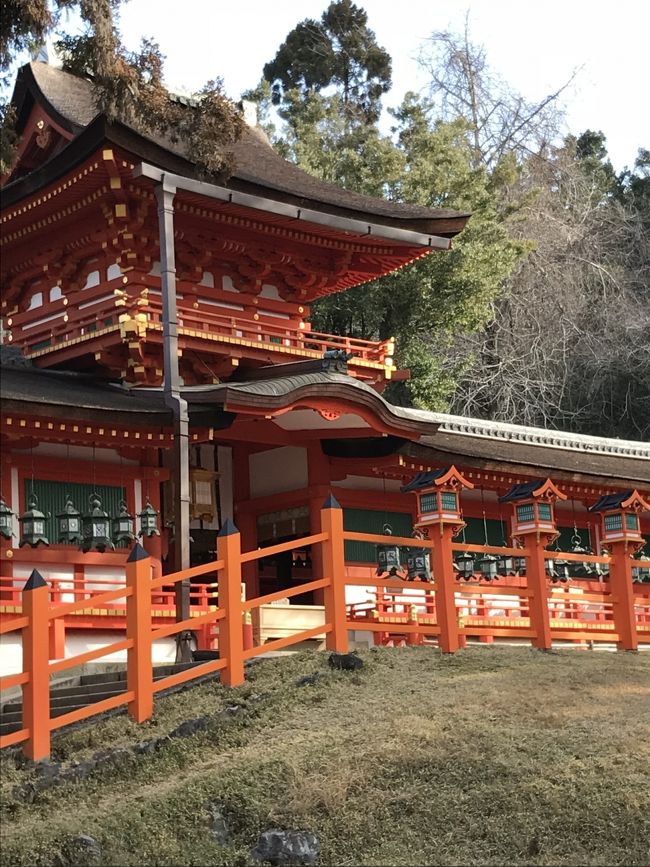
left=527, top=535, right=552, bottom=650
left=500, top=479, right=567, bottom=651
left=430, top=527, right=460, bottom=653
left=608, top=541, right=638, bottom=651
left=126, top=542, right=154, bottom=723
left=217, top=519, right=245, bottom=687
left=320, top=494, right=348, bottom=653
left=588, top=490, right=648, bottom=651
left=22, top=570, right=51, bottom=761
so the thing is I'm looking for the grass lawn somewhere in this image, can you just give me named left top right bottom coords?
left=1, top=646, right=649, bottom=866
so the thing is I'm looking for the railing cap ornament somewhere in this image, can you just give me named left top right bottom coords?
left=218, top=518, right=239, bottom=537
left=23, top=569, right=47, bottom=591
left=127, top=541, right=150, bottom=562
left=322, top=493, right=342, bottom=510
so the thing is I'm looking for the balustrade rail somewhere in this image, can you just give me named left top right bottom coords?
left=9, top=280, right=392, bottom=371
left=1, top=496, right=648, bottom=761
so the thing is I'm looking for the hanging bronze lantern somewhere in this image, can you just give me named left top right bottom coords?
left=455, top=550, right=475, bottom=581
left=112, top=499, right=135, bottom=545
left=81, top=493, right=115, bottom=552
left=513, top=553, right=527, bottom=576
left=497, top=552, right=516, bottom=577
left=56, top=495, right=82, bottom=544
left=567, top=533, right=593, bottom=578
left=376, top=524, right=404, bottom=577
left=553, top=558, right=570, bottom=583
left=477, top=552, right=498, bottom=581
left=0, top=495, right=14, bottom=540
left=138, top=498, right=160, bottom=538
left=19, top=493, right=50, bottom=547
left=406, top=548, right=432, bottom=582
left=632, top=551, right=650, bottom=583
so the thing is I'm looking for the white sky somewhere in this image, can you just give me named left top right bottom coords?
left=73, top=0, right=649, bottom=171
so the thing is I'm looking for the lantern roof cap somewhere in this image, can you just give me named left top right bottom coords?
left=400, top=465, right=473, bottom=493
left=589, top=489, right=650, bottom=513
left=499, top=478, right=567, bottom=503
left=56, top=496, right=80, bottom=516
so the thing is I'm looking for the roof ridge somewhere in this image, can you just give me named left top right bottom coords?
left=428, top=412, right=650, bottom=458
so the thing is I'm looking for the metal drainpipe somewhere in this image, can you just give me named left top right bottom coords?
left=155, top=177, right=191, bottom=661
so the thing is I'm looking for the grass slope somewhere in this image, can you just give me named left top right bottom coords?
left=1, top=647, right=649, bottom=866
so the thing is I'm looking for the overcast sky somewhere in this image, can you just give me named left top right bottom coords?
left=66, top=0, right=649, bottom=171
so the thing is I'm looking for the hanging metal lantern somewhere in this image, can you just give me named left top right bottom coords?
left=455, top=550, right=475, bottom=581
left=0, top=495, right=14, bottom=540
left=477, top=552, right=498, bottom=581
left=568, top=533, right=592, bottom=578
left=407, top=547, right=432, bottom=581
left=497, top=552, right=515, bottom=577
left=376, top=524, right=404, bottom=577
left=513, top=554, right=527, bottom=576
left=112, top=499, right=135, bottom=545
left=545, top=557, right=557, bottom=580
left=81, top=493, right=115, bottom=553
left=553, top=558, right=570, bottom=583
left=56, top=495, right=82, bottom=545
left=138, top=498, right=160, bottom=538
left=632, top=552, right=650, bottom=583
left=19, top=493, right=50, bottom=548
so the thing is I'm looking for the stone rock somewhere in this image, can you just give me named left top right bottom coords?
left=207, top=804, right=230, bottom=844
left=328, top=652, right=363, bottom=671
left=251, top=829, right=320, bottom=866
left=169, top=716, right=211, bottom=739
left=132, top=740, right=157, bottom=756
left=62, top=834, right=102, bottom=865
left=34, top=760, right=62, bottom=780
left=296, top=673, right=320, bottom=687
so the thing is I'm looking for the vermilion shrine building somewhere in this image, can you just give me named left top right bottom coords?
left=1, top=61, right=649, bottom=670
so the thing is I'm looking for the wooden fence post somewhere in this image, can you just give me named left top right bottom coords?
left=527, top=537, right=552, bottom=650
left=608, top=542, right=638, bottom=651
left=126, top=542, right=154, bottom=723
left=320, top=494, right=348, bottom=653
left=217, top=519, right=245, bottom=686
left=430, top=528, right=460, bottom=653
left=22, top=569, right=51, bottom=761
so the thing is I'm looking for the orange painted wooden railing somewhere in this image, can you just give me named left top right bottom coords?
left=1, top=494, right=648, bottom=761
left=10, top=280, right=393, bottom=374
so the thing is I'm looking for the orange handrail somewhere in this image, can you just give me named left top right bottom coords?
left=1, top=495, right=646, bottom=762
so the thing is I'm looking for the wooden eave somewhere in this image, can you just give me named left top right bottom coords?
left=2, top=62, right=471, bottom=238
left=398, top=439, right=650, bottom=493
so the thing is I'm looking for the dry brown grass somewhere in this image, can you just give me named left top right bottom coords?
left=1, top=646, right=649, bottom=866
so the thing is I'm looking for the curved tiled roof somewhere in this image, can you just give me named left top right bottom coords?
left=4, top=62, right=469, bottom=236
left=2, top=360, right=648, bottom=484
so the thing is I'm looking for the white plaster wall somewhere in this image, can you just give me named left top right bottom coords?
left=0, top=634, right=23, bottom=675
left=14, top=564, right=75, bottom=601
left=23, top=443, right=138, bottom=464
left=0, top=631, right=179, bottom=677
left=65, top=630, right=178, bottom=665
left=249, top=447, right=308, bottom=498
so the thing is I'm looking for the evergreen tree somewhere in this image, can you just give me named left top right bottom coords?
left=263, top=0, right=391, bottom=127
